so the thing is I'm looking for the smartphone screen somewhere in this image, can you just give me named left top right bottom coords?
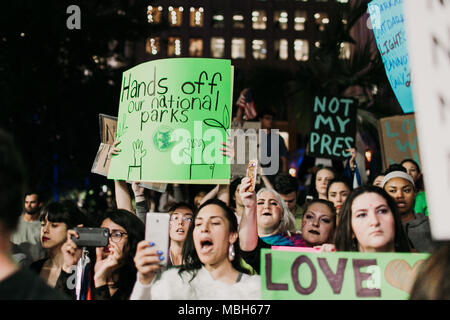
left=145, top=212, right=170, bottom=266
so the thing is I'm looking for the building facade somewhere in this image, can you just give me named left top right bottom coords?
left=135, top=0, right=351, bottom=71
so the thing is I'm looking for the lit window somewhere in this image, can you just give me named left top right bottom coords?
left=190, top=7, right=204, bottom=27
left=337, top=0, right=349, bottom=2
left=274, top=11, right=288, bottom=30
left=189, top=38, right=203, bottom=57
left=233, top=13, right=245, bottom=28
left=212, top=14, right=224, bottom=28
left=294, top=39, right=309, bottom=61
left=211, top=37, right=225, bottom=58
left=294, top=10, right=307, bottom=31
left=252, top=39, right=267, bottom=60
left=252, top=10, right=267, bottom=30
left=168, top=37, right=182, bottom=56
left=168, top=6, right=183, bottom=26
left=147, top=6, right=163, bottom=24
left=314, top=12, right=329, bottom=31
left=232, top=38, right=246, bottom=59
left=274, top=39, right=288, bottom=60
left=339, top=42, right=351, bottom=60
left=145, top=37, right=160, bottom=55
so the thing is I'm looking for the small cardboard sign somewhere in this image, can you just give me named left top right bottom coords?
left=377, top=113, right=421, bottom=171
left=308, top=96, right=357, bottom=160
left=91, top=143, right=114, bottom=177
left=99, top=113, right=118, bottom=145
left=261, top=248, right=428, bottom=300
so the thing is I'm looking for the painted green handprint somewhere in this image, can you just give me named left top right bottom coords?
left=128, top=139, right=147, bottom=180
left=132, top=139, right=147, bottom=166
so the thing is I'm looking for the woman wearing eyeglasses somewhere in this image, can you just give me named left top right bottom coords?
left=59, top=209, right=145, bottom=300
left=166, top=202, right=196, bottom=266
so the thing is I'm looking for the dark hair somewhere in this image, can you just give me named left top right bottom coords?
left=334, top=185, right=411, bottom=252
left=39, top=200, right=86, bottom=230
left=274, top=173, right=299, bottom=195
left=302, top=198, right=337, bottom=231
left=100, top=209, right=145, bottom=293
left=326, top=177, right=352, bottom=198
left=309, top=166, right=337, bottom=199
left=367, top=171, right=384, bottom=186
left=400, top=158, right=424, bottom=190
left=24, top=191, right=41, bottom=203
left=229, top=177, right=243, bottom=209
left=383, top=163, right=407, bottom=175
left=259, top=109, right=276, bottom=118
left=0, top=129, right=26, bottom=231
left=410, top=242, right=450, bottom=300
left=179, top=199, right=249, bottom=281
left=400, top=158, right=421, bottom=172
left=168, top=202, right=196, bottom=216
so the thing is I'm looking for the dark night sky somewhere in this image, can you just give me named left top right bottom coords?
left=0, top=0, right=152, bottom=200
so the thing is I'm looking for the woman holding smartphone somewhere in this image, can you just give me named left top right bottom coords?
left=58, top=209, right=145, bottom=300
left=131, top=199, right=261, bottom=300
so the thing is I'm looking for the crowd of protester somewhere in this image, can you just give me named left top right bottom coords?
left=1, top=114, right=449, bottom=300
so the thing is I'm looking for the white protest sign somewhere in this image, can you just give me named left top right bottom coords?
left=403, top=1, right=450, bottom=240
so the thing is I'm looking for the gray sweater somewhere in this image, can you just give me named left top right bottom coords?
left=403, top=213, right=436, bottom=253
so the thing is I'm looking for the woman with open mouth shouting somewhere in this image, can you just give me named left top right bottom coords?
left=130, top=199, right=261, bottom=299
left=237, top=177, right=337, bottom=274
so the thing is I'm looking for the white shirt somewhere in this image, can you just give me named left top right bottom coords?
left=130, top=266, right=261, bottom=300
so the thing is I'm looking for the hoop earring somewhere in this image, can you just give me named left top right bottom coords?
left=228, top=243, right=235, bottom=261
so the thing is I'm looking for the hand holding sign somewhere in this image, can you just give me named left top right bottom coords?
left=345, top=148, right=357, bottom=170
left=109, top=140, right=121, bottom=157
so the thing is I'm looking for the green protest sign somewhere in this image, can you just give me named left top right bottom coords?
left=261, top=248, right=429, bottom=300
left=107, top=58, right=233, bottom=184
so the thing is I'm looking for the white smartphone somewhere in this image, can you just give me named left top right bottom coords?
left=145, top=212, right=170, bottom=266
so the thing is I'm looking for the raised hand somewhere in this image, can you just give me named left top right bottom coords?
left=239, top=177, right=257, bottom=209
left=109, top=140, right=122, bottom=158
left=93, top=241, right=123, bottom=287
left=220, top=136, right=234, bottom=161
left=345, top=147, right=356, bottom=169
left=133, top=240, right=164, bottom=285
left=132, top=181, right=145, bottom=198
left=61, top=226, right=83, bottom=273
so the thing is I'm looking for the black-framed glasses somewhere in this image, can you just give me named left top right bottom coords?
left=170, top=215, right=193, bottom=223
left=110, top=231, right=128, bottom=243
